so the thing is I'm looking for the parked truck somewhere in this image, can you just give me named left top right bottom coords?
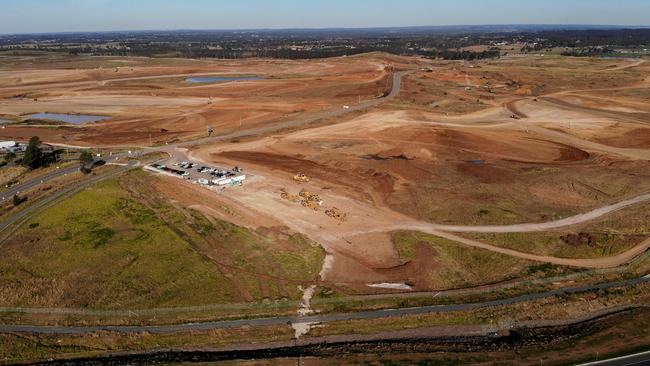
left=213, top=175, right=247, bottom=186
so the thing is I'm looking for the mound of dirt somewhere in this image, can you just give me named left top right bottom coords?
left=596, top=128, right=650, bottom=149
left=369, top=241, right=442, bottom=292
left=555, top=144, right=591, bottom=162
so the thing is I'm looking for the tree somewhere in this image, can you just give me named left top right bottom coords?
left=79, top=150, right=94, bottom=174
left=12, top=194, right=25, bottom=206
left=22, top=136, right=43, bottom=170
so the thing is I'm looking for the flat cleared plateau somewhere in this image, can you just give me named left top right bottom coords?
left=1, top=52, right=650, bottom=364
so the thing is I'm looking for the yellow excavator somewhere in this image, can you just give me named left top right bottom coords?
left=301, top=199, right=321, bottom=211
left=299, top=189, right=323, bottom=211
left=293, top=173, right=310, bottom=183
left=299, top=189, right=320, bottom=201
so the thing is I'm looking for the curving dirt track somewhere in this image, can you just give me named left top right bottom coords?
left=183, top=57, right=650, bottom=274
left=401, top=230, right=650, bottom=269
left=400, top=192, right=650, bottom=234
left=4, top=54, right=650, bottom=284
left=183, top=81, right=650, bottom=277
left=0, top=55, right=394, bottom=146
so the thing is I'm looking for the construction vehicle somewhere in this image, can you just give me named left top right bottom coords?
left=299, top=189, right=324, bottom=210
left=301, top=199, right=321, bottom=211
left=280, top=188, right=300, bottom=203
left=326, top=207, right=347, bottom=223
left=299, top=189, right=321, bottom=201
left=293, top=173, right=310, bottom=183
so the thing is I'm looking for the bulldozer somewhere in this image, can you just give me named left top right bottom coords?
left=293, top=173, right=310, bottom=183
left=299, top=189, right=323, bottom=211
left=325, top=207, right=347, bottom=223
left=301, top=199, right=321, bottom=211
left=299, top=189, right=321, bottom=201
left=280, top=188, right=300, bottom=203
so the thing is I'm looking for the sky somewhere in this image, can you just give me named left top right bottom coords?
left=0, top=0, right=649, bottom=34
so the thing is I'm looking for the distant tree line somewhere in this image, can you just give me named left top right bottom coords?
left=560, top=47, right=617, bottom=57
left=420, top=49, right=501, bottom=60
left=535, top=29, right=650, bottom=48
left=2, top=28, right=647, bottom=61
left=37, top=43, right=502, bottom=61
left=0, top=33, right=507, bottom=60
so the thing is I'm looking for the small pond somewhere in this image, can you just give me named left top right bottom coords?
left=25, top=113, right=110, bottom=125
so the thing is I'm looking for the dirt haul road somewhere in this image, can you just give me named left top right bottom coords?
left=183, top=107, right=649, bottom=271
left=8, top=58, right=650, bottom=275
left=175, top=60, right=650, bottom=274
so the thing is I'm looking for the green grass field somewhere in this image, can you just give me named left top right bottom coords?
left=0, top=170, right=324, bottom=309
left=391, top=231, right=539, bottom=289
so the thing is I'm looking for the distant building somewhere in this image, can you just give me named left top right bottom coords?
left=0, top=141, right=18, bottom=150
left=0, top=141, right=25, bottom=153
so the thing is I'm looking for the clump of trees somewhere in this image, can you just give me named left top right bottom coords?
left=12, top=194, right=26, bottom=206
left=423, top=49, right=501, bottom=60
left=561, top=47, right=615, bottom=57
left=22, top=136, right=44, bottom=169
left=79, top=150, right=94, bottom=174
left=20, top=136, right=62, bottom=170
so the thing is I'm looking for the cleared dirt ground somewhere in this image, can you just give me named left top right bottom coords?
left=181, top=55, right=650, bottom=292
left=1, top=53, right=649, bottom=296
left=0, top=53, right=400, bottom=146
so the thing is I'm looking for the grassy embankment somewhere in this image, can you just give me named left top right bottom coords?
left=463, top=202, right=650, bottom=259
left=0, top=169, right=325, bottom=311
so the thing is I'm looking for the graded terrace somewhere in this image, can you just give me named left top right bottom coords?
left=0, top=51, right=649, bottom=365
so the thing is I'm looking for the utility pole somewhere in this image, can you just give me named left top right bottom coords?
left=239, top=117, right=243, bottom=129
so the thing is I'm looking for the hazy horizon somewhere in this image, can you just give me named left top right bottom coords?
left=2, top=24, right=648, bottom=37
left=1, top=0, right=649, bottom=35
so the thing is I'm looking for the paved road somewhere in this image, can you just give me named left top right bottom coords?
left=0, top=160, right=139, bottom=236
left=1, top=275, right=647, bottom=334
left=152, top=66, right=650, bottom=269
left=0, top=156, right=123, bottom=202
left=168, top=71, right=408, bottom=148
left=5, top=68, right=649, bottom=268
left=2, top=71, right=405, bottom=204
left=1, top=68, right=649, bottom=335
left=579, top=350, right=650, bottom=366
left=0, top=70, right=406, bottom=236
left=0, top=164, right=80, bottom=202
